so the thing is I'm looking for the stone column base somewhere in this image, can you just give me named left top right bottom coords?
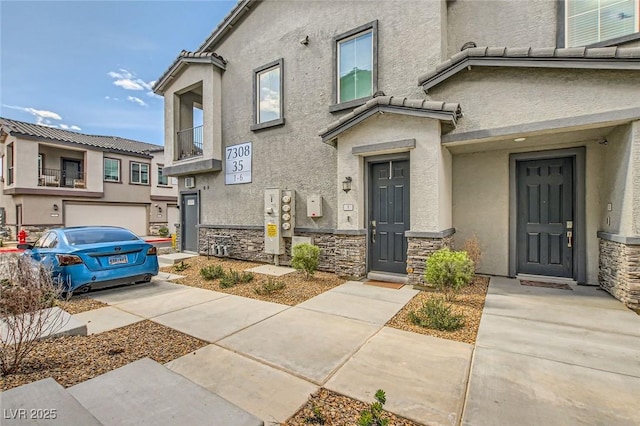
left=406, top=235, right=454, bottom=286
left=599, top=237, right=640, bottom=309
left=335, top=234, right=366, bottom=278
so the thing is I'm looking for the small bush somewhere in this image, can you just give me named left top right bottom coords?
left=408, top=298, right=465, bottom=331
left=158, top=226, right=170, bottom=237
left=425, top=248, right=474, bottom=301
left=200, top=264, right=224, bottom=280
left=462, top=234, right=482, bottom=273
left=174, top=261, right=189, bottom=272
left=254, top=278, right=286, bottom=295
left=292, top=243, right=320, bottom=280
left=358, top=389, right=389, bottom=426
left=240, top=271, right=254, bottom=283
left=305, top=404, right=326, bottom=425
left=219, top=269, right=254, bottom=288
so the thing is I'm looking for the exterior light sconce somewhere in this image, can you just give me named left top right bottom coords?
left=53, top=204, right=59, bottom=211
left=342, top=177, right=352, bottom=193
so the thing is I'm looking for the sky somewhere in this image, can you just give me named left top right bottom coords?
left=0, top=0, right=237, bottom=146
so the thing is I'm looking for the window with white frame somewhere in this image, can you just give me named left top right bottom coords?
left=566, top=0, right=639, bottom=47
left=157, top=165, right=169, bottom=186
left=336, top=22, right=377, bottom=105
left=130, top=162, right=149, bottom=184
left=252, top=58, right=284, bottom=129
left=104, top=158, right=120, bottom=182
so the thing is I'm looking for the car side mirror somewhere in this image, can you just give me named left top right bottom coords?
left=17, top=243, right=34, bottom=250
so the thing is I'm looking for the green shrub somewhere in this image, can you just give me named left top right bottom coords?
left=174, top=261, right=189, bottom=272
left=158, top=226, right=170, bottom=237
left=424, top=248, right=474, bottom=301
left=200, top=264, right=224, bottom=280
left=254, top=278, right=286, bottom=295
left=408, top=298, right=465, bottom=331
left=291, top=243, right=321, bottom=279
left=240, top=271, right=254, bottom=283
left=220, top=269, right=254, bottom=288
left=358, top=389, right=389, bottom=426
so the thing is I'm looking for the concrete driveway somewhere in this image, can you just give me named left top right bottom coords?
left=462, top=276, right=640, bottom=425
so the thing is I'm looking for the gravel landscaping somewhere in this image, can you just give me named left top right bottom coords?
left=386, top=275, right=490, bottom=345
left=286, top=388, right=420, bottom=426
left=2, top=320, right=207, bottom=391
left=57, top=295, right=108, bottom=315
left=162, top=256, right=345, bottom=306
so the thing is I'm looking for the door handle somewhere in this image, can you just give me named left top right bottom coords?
left=371, top=220, right=376, bottom=244
left=567, top=231, right=573, bottom=248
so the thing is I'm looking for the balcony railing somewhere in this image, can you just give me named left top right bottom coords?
left=38, top=168, right=86, bottom=188
left=177, top=125, right=203, bottom=160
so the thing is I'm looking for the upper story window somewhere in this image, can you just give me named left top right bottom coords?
left=251, top=58, right=284, bottom=131
left=332, top=21, right=378, bottom=112
left=104, top=158, right=120, bottom=182
left=566, top=0, right=639, bottom=47
left=130, top=161, right=149, bottom=185
left=38, top=154, right=44, bottom=176
left=157, top=165, right=169, bottom=186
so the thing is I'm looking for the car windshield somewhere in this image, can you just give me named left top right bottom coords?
left=64, top=228, right=139, bottom=245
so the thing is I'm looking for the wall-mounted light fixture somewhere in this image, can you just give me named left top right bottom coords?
left=342, top=176, right=352, bottom=193
left=53, top=204, right=59, bottom=211
left=158, top=207, right=162, bottom=213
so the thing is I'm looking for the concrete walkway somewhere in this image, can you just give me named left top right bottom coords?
left=462, top=276, right=640, bottom=425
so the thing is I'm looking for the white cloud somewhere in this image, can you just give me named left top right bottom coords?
left=105, top=96, right=120, bottom=101
left=127, top=96, right=147, bottom=107
left=114, top=79, right=144, bottom=90
left=108, top=68, right=155, bottom=92
left=2, top=104, right=81, bottom=131
left=70, top=125, right=82, bottom=131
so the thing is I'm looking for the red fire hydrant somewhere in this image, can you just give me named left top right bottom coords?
left=18, top=229, right=27, bottom=244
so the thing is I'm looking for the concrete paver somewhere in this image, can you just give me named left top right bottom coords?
left=1, top=378, right=101, bottom=425
left=462, top=347, right=640, bottom=426
left=297, top=290, right=406, bottom=325
left=218, top=307, right=379, bottom=384
left=245, top=264, right=296, bottom=276
left=152, top=295, right=288, bottom=342
left=326, top=327, right=473, bottom=425
left=153, top=271, right=184, bottom=281
left=72, top=306, right=143, bottom=335
left=114, top=287, right=228, bottom=319
left=156, top=252, right=198, bottom=264
left=69, top=358, right=263, bottom=426
left=167, top=344, right=318, bottom=425
left=1, top=307, right=86, bottom=344
left=90, top=280, right=186, bottom=305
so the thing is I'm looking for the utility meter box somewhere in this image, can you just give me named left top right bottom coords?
left=281, top=189, right=295, bottom=238
left=307, top=194, right=323, bottom=218
left=264, top=188, right=284, bottom=255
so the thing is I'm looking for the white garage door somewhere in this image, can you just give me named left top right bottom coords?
left=65, top=204, right=148, bottom=236
left=167, top=205, right=179, bottom=236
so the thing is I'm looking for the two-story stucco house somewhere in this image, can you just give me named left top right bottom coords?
left=153, top=0, right=640, bottom=309
left=0, top=118, right=178, bottom=238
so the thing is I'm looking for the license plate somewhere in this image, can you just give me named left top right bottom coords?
left=109, top=255, right=128, bottom=265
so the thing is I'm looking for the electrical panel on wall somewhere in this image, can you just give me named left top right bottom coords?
left=264, top=188, right=284, bottom=255
left=307, top=194, right=323, bottom=218
left=281, top=189, right=295, bottom=238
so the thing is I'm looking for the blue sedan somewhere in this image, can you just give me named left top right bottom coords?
left=20, top=226, right=159, bottom=293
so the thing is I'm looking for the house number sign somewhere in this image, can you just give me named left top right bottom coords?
left=225, top=142, right=252, bottom=185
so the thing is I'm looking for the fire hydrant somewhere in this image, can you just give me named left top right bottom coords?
left=18, top=229, right=27, bottom=244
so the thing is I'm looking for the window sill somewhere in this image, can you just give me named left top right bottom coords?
left=250, top=117, right=285, bottom=132
left=129, top=182, right=150, bottom=186
left=585, top=32, right=640, bottom=48
left=104, top=180, right=122, bottom=184
left=329, top=97, right=371, bottom=113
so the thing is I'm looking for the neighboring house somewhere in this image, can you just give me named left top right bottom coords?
left=0, top=118, right=178, bottom=239
left=153, top=0, right=640, bottom=309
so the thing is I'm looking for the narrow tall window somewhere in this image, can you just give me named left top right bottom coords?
left=7, top=144, right=14, bottom=185
left=566, top=0, right=639, bottom=47
left=130, top=162, right=149, bottom=184
left=38, top=153, right=44, bottom=176
left=252, top=59, right=284, bottom=130
left=104, top=158, right=120, bottom=182
left=157, top=165, right=168, bottom=186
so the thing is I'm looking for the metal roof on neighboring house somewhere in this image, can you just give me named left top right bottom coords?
left=419, top=46, right=640, bottom=91
left=319, top=96, right=462, bottom=143
left=153, top=50, right=227, bottom=95
left=0, top=117, right=163, bottom=155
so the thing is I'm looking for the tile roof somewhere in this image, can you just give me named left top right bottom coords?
left=0, top=117, right=162, bottom=155
left=319, top=96, right=462, bottom=143
left=153, top=50, right=227, bottom=95
left=198, top=0, right=256, bottom=52
left=419, top=46, right=640, bottom=90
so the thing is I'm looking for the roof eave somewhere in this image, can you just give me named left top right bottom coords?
left=420, top=56, right=640, bottom=91
left=320, top=105, right=460, bottom=144
left=198, top=0, right=257, bottom=52
left=153, top=56, right=226, bottom=95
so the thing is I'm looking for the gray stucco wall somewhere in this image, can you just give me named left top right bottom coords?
left=446, top=0, right=557, bottom=57
left=452, top=139, right=605, bottom=284
left=429, top=68, right=640, bottom=135
left=184, top=0, right=447, bottom=229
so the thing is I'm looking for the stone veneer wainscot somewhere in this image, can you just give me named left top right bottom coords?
left=598, top=233, right=640, bottom=309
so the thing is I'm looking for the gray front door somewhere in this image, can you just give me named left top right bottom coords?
left=516, top=157, right=574, bottom=277
left=181, top=193, right=198, bottom=252
left=369, top=160, right=410, bottom=274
